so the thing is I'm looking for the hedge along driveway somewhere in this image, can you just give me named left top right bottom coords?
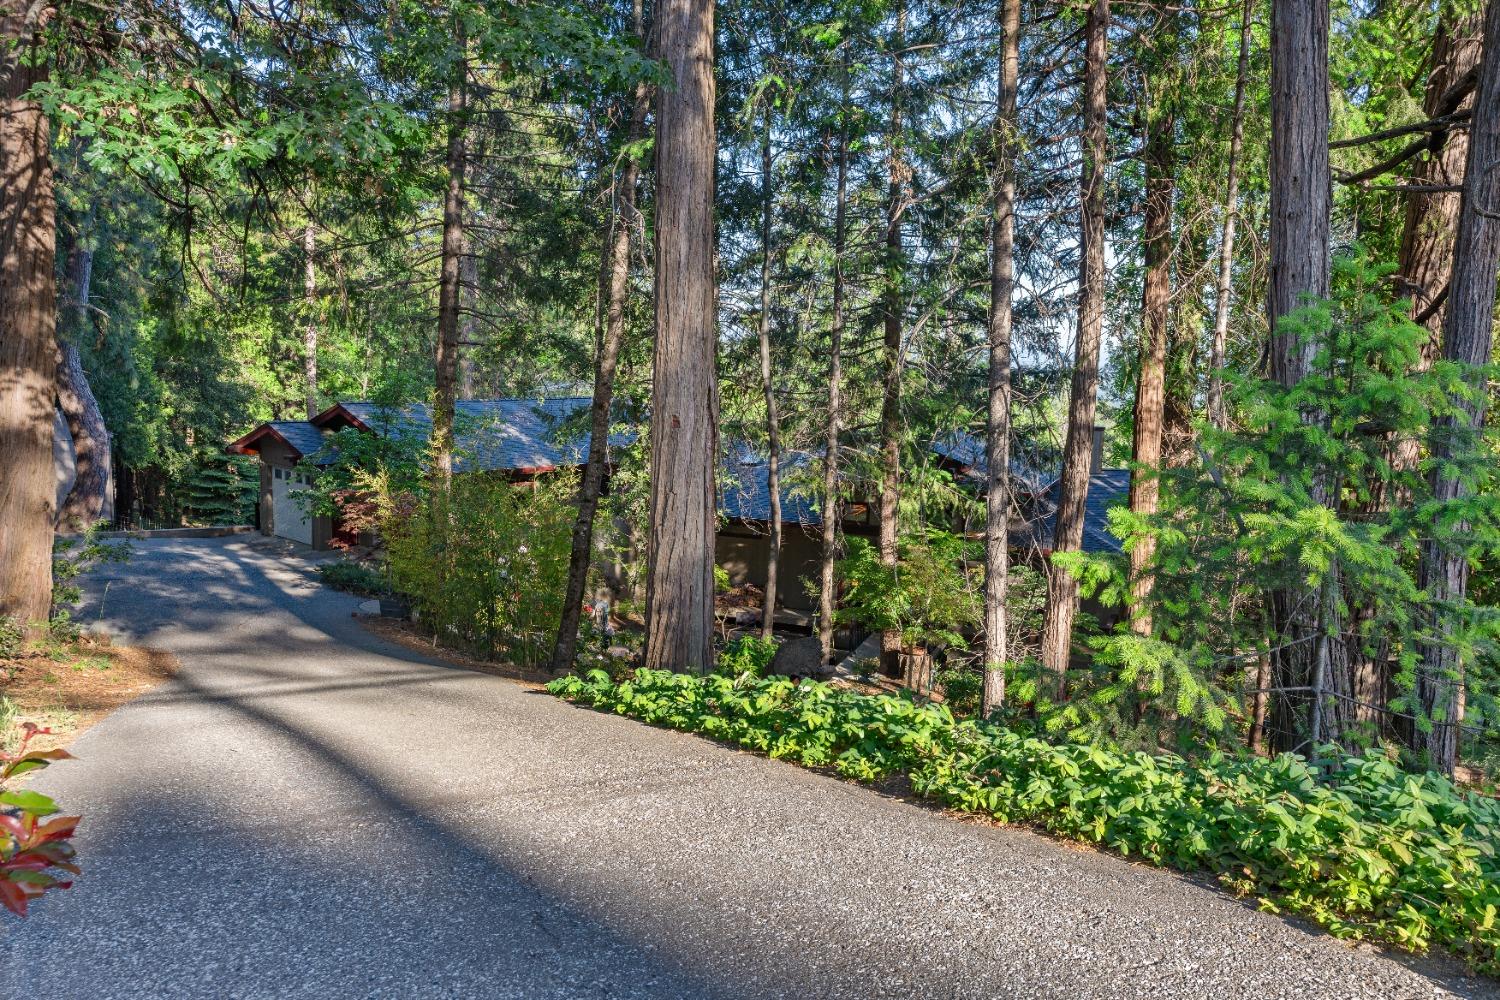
left=549, top=669, right=1500, bottom=977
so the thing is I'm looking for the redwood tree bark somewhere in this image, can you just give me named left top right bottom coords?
left=644, top=0, right=717, bottom=673
left=432, top=42, right=468, bottom=489
left=982, top=0, right=1020, bottom=716
left=551, top=14, right=650, bottom=674
left=56, top=209, right=111, bottom=531
left=1266, top=0, right=1350, bottom=754
left=756, top=117, right=782, bottom=641
left=878, top=0, right=908, bottom=676
left=817, top=62, right=849, bottom=666
left=1039, top=0, right=1108, bottom=695
left=1414, top=0, right=1500, bottom=777
left=0, top=4, right=59, bottom=626
left=1129, top=86, right=1175, bottom=638
left=1206, top=0, right=1252, bottom=429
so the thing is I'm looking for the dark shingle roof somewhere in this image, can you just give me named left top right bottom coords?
left=1019, top=469, right=1132, bottom=554
left=339, top=398, right=605, bottom=473
left=267, top=421, right=329, bottom=457
left=718, top=450, right=822, bottom=525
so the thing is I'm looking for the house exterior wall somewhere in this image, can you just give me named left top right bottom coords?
left=255, top=440, right=334, bottom=549
left=716, top=522, right=825, bottom=612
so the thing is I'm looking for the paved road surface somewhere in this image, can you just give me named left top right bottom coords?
left=3, top=536, right=1494, bottom=1000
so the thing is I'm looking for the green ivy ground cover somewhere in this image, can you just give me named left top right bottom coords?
left=548, top=669, right=1500, bottom=974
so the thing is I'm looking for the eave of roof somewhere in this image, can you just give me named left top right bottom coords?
left=226, top=423, right=301, bottom=458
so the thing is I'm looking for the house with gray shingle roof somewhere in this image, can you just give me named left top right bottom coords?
left=229, top=402, right=1130, bottom=611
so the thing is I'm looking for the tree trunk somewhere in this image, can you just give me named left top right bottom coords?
left=0, top=5, right=58, bottom=627
left=432, top=42, right=468, bottom=488
left=982, top=0, right=1020, bottom=717
left=1129, top=88, right=1175, bottom=639
left=817, top=60, right=850, bottom=666
left=1267, top=0, right=1330, bottom=386
left=878, top=0, right=908, bottom=677
left=1351, top=9, right=1485, bottom=729
left=303, top=216, right=319, bottom=418
left=1266, top=0, right=1347, bottom=755
left=1398, top=15, right=1484, bottom=345
left=56, top=209, right=110, bottom=531
left=1039, top=0, right=1108, bottom=696
left=644, top=0, right=717, bottom=673
left=1414, top=0, right=1500, bottom=777
left=458, top=233, right=480, bottom=399
left=757, top=117, right=782, bottom=641
left=1206, top=0, right=1252, bottom=430
left=551, top=11, right=649, bottom=675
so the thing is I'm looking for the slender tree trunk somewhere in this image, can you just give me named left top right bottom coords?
left=1266, top=0, right=1345, bottom=754
left=56, top=208, right=110, bottom=531
left=1414, top=0, right=1500, bottom=777
left=817, top=62, right=849, bottom=666
left=303, top=217, right=319, bottom=418
left=458, top=235, right=480, bottom=399
left=551, top=11, right=650, bottom=674
left=982, top=0, right=1021, bottom=716
left=644, top=0, right=717, bottom=673
left=432, top=42, right=468, bottom=488
left=0, top=5, right=58, bottom=626
left=1129, top=93, right=1176, bottom=638
left=1206, top=0, right=1252, bottom=430
left=756, top=118, right=782, bottom=640
left=878, top=0, right=908, bottom=677
left=1039, top=0, right=1108, bottom=696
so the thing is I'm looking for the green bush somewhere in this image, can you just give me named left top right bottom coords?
left=715, top=635, right=778, bottom=678
left=386, top=472, right=575, bottom=667
left=548, top=669, right=1500, bottom=974
left=318, top=560, right=391, bottom=597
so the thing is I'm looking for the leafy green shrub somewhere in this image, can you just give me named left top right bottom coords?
left=0, top=619, right=22, bottom=660
left=386, top=472, right=575, bottom=667
left=548, top=669, right=1500, bottom=974
left=936, top=666, right=981, bottom=717
left=318, top=560, right=391, bottom=597
left=837, top=531, right=979, bottom=652
left=716, top=635, right=778, bottom=678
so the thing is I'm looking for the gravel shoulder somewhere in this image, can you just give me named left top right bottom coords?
left=3, top=535, right=1495, bottom=1000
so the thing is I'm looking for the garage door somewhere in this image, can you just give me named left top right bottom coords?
left=270, top=466, right=314, bottom=545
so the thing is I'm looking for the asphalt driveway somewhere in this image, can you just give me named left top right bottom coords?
left=2, top=535, right=1495, bottom=1000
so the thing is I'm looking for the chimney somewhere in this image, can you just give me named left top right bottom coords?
left=1090, top=425, right=1105, bottom=476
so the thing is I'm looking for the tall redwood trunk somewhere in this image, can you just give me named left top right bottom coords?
left=644, top=0, right=717, bottom=673
left=1129, top=86, right=1175, bottom=638
left=56, top=207, right=111, bottom=531
left=981, top=0, right=1020, bottom=716
left=1414, top=0, right=1500, bottom=777
left=1039, top=0, right=1108, bottom=695
left=1266, top=0, right=1350, bottom=754
left=756, top=118, right=782, bottom=640
left=0, top=4, right=58, bottom=626
left=878, top=0, right=908, bottom=676
left=303, top=216, right=319, bottom=418
left=1352, top=10, right=1485, bottom=728
left=432, top=42, right=468, bottom=488
left=817, top=62, right=849, bottom=665
left=1206, top=0, right=1252, bottom=430
left=551, top=10, right=650, bottom=674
